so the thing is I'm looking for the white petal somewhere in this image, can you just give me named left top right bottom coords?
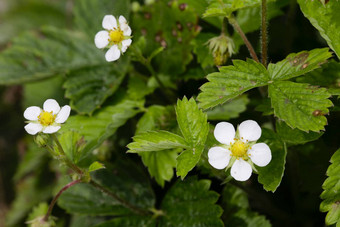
left=230, top=159, right=252, bottom=181
left=24, top=123, right=43, bottom=135
left=118, top=15, right=127, bottom=25
left=208, top=147, right=231, bottom=169
left=249, top=143, right=272, bottom=167
left=105, top=45, right=121, bottom=62
left=121, top=45, right=128, bottom=53
left=239, top=120, right=261, bottom=142
left=94, top=31, right=109, bottom=48
left=214, top=122, right=235, bottom=145
left=102, top=15, right=117, bottom=30
left=43, top=99, right=60, bottom=114
left=55, top=105, right=71, bottom=123
left=122, top=25, right=132, bottom=36
left=122, top=39, right=132, bottom=47
left=43, top=126, right=61, bottom=134
left=24, top=106, right=41, bottom=120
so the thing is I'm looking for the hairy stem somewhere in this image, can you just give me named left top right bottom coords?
left=261, top=0, right=268, bottom=67
left=43, top=179, right=82, bottom=222
left=89, top=180, right=150, bottom=216
left=51, top=134, right=83, bottom=175
left=228, top=16, right=259, bottom=63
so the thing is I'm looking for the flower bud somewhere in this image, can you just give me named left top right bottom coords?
left=207, top=35, right=235, bottom=66
left=131, top=2, right=141, bottom=12
left=34, top=134, right=49, bottom=147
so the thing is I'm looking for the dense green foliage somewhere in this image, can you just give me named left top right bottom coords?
left=0, top=0, right=339, bottom=226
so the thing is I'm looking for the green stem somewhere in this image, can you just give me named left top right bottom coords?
left=261, top=0, right=268, bottom=67
left=228, top=16, right=260, bottom=63
left=89, top=180, right=150, bottom=216
left=43, top=179, right=82, bottom=222
left=51, top=134, right=83, bottom=175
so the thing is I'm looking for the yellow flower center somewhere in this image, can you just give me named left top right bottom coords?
left=38, top=111, right=56, bottom=126
left=231, top=140, right=249, bottom=158
left=109, top=29, right=124, bottom=44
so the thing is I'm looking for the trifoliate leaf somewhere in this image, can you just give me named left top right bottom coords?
left=267, top=48, right=332, bottom=81
left=197, top=59, right=269, bottom=109
left=320, top=148, right=340, bottom=226
left=60, top=95, right=144, bottom=160
left=175, top=97, right=209, bottom=179
left=88, top=161, right=105, bottom=173
left=297, top=0, right=340, bottom=59
left=127, top=131, right=188, bottom=153
left=268, top=81, right=333, bottom=132
left=257, top=128, right=287, bottom=192
left=159, top=177, right=223, bottom=227
left=276, top=121, right=323, bottom=146
left=0, top=27, right=104, bottom=85
left=206, top=94, right=249, bottom=120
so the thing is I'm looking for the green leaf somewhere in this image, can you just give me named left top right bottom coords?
left=60, top=95, right=144, bottom=159
left=0, top=27, right=104, bottom=85
left=57, top=131, right=86, bottom=164
left=73, top=0, right=130, bottom=38
left=296, top=60, right=340, bottom=89
left=198, top=59, right=269, bottom=109
left=58, top=183, right=130, bottom=216
left=297, top=0, right=340, bottom=59
left=276, top=121, right=323, bottom=145
left=175, top=97, right=210, bottom=178
left=64, top=62, right=128, bottom=114
left=127, top=130, right=188, bottom=153
left=267, top=48, right=332, bottom=81
left=135, top=105, right=178, bottom=187
left=206, top=95, right=249, bottom=120
left=203, top=0, right=265, bottom=18
left=257, top=128, right=287, bottom=192
left=88, top=161, right=105, bottom=173
left=320, top=148, right=340, bottom=226
left=159, top=177, right=223, bottom=227
left=70, top=216, right=106, bottom=227
left=268, top=81, right=333, bottom=132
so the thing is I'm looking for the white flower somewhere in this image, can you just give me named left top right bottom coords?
left=24, top=99, right=71, bottom=135
left=208, top=120, right=272, bottom=181
left=94, top=15, right=132, bottom=62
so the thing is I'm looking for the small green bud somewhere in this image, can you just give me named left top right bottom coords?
left=34, top=134, right=49, bottom=147
left=207, top=35, right=235, bottom=66
left=131, top=2, right=141, bottom=12
left=145, top=0, right=155, bottom=5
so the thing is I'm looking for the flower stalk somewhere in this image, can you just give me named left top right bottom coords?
left=43, top=179, right=82, bottom=222
left=261, top=0, right=268, bottom=67
left=228, top=16, right=259, bottom=63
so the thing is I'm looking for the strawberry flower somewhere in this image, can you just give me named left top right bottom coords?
left=208, top=120, right=272, bottom=181
left=24, top=99, right=71, bottom=135
left=94, top=15, right=132, bottom=62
